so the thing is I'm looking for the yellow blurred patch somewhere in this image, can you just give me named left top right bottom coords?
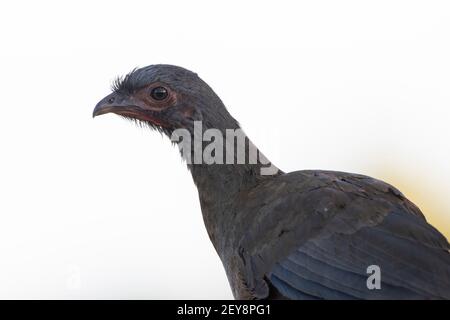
left=370, top=168, right=450, bottom=241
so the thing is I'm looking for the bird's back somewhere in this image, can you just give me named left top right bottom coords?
left=228, top=170, right=450, bottom=299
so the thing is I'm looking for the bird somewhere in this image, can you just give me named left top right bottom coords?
left=93, top=64, right=450, bottom=300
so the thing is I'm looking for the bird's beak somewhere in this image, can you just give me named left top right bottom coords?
left=93, top=92, right=139, bottom=118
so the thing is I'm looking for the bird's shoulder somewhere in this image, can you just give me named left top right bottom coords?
left=234, top=169, right=424, bottom=243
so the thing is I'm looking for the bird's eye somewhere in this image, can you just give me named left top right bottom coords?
left=150, top=86, right=168, bottom=101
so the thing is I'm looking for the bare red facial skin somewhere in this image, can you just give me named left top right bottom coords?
left=116, top=82, right=178, bottom=127
left=134, top=82, right=178, bottom=112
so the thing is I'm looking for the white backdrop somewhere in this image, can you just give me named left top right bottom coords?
left=0, top=0, right=449, bottom=299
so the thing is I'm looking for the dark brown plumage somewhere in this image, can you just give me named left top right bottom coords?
left=93, top=64, right=450, bottom=299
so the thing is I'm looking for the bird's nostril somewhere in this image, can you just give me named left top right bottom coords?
left=108, top=97, right=115, bottom=104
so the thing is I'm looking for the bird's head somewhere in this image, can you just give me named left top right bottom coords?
left=93, top=64, right=239, bottom=135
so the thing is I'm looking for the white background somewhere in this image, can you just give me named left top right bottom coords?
left=0, top=0, right=449, bottom=299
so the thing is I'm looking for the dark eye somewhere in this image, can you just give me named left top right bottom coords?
left=150, top=86, right=168, bottom=100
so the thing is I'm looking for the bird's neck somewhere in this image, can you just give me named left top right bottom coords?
left=177, top=126, right=281, bottom=252
left=190, top=161, right=266, bottom=254
left=190, top=161, right=264, bottom=201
